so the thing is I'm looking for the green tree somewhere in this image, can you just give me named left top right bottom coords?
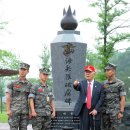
left=40, top=45, right=51, bottom=69
left=39, top=44, right=52, bottom=88
left=86, top=50, right=100, bottom=66
left=0, top=79, right=5, bottom=111
left=0, top=49, right=20, bottom=69
left=83, top=0, right=130, bottom=81
left=0, top=49, right=20, bottom=113
left=28, top=78, right=38, bottom=85
left=86, top=50, right=103, bottom=81
left=110, top=47, right=130, bottom=100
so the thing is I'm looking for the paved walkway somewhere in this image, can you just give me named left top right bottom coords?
left=0, top=123, right=33, bottom=130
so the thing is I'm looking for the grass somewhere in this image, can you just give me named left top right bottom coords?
left=0, top=103, right=8, bottom=123
left=0, top=112, right=8, bottom=123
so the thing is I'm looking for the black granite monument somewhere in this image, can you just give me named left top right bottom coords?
left=50, top=6, right=87, bottom=130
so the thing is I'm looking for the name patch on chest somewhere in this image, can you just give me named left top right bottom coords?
left=14, top=84, right=22, bottom=88
left=38, top=88, right=44, bottom=92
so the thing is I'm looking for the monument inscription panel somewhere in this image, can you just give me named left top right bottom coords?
left=51, top=111, right=79, bottom=130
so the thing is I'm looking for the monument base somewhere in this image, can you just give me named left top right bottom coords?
left=51, top=110, right=79, bottom=130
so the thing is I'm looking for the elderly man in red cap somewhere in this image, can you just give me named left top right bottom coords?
left=73, top=65, right=104, bottom=130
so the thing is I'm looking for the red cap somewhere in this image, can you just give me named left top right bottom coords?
left=84, top=65, right=95, bottom=72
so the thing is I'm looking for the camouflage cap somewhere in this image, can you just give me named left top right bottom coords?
left=105, top=63, right=117, bottom=70
left=39, top=67, right=50, bottom=75
left=19, top=62, right=30, bottom=70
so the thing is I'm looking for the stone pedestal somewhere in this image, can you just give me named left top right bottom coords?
left=51, top=111, right=79, bottom=130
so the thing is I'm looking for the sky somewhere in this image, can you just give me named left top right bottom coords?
left=0, top=0, right=130, bottom=78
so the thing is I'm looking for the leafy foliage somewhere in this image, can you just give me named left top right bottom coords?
left=28, top=78, right=38, bottom=85
left=0, top=49, right=21, bottom=113
left=0, top=49, right=20, bottom=70
left=86, top=50, right=100, bottom=67
left=83, top=0, right=130, bottom=81
left=39, top=44, right=52, bottom=88
left=110, top=47, right=130, bottom=100
left=0, top=21, right=8, bottom=30
left=40, top=45, right=51, bottom=69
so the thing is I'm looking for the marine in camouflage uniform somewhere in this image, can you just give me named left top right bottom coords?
left=102, top=63, right=126, bottom=130
left=29, top=67, right=56, bottom=130
left=6, top=62, right=32, bottom=130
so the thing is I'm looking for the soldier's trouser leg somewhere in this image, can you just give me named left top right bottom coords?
left=19, top=114, right=28, bottom=130
left=41, top=116, right=51, bottom=130
left=32, top=116, right=51, bottom=130
left=32, top=116, right=43, bottom=130
left=110, top=112, right=121, bottom=130
left=102, top=113, right=111, bottom=130
left=102, top=113, right=121, bottom=130
left=8, top=113, right=20, bottom=130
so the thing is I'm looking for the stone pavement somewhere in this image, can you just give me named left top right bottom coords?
left=0, top=123, right=33, bottom=130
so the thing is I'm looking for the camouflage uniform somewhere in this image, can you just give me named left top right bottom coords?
left=102, top=78, right=126, bottom=130
left=6, top=79, right=32, bottom=130
left=29, top=83, right=54, bottom=130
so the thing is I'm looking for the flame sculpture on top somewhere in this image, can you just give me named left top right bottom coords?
left=60, top=5, right=78, bottom=30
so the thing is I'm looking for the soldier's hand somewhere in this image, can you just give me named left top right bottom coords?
left=7, top=110, right=12, bottom=117
left=51, top=111, right=56, bottom=118
left=73, top=80, right=79, bottom=88
left=31, top=111, right=37, bottom=117
left=118, top=112, right=123, bottom=119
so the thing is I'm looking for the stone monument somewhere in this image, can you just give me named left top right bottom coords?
left=51, top=6, right=87, bottom=130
